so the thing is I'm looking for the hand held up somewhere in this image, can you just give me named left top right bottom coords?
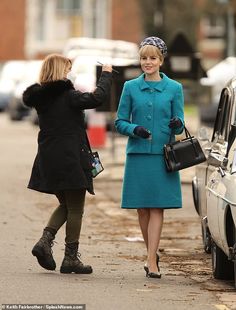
left=102, top=64, right=112, bottom=73
left=168, top=117, right=182, bottom=129
left=133, top=126, right=151, bottom=139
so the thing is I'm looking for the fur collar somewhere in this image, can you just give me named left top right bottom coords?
left=23, top=79, right=74, bottom=109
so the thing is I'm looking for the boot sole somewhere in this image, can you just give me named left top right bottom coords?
left=32, top=246, right=56, bottom=271
left=60, top=266, right=93, bottom=274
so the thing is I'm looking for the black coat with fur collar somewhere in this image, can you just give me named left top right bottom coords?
left=23, top=72, right=112, bottom=195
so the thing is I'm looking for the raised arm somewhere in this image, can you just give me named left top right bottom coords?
left=70, top=65, right=112, bottom=110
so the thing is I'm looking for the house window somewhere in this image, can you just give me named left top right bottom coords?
left=57, top=0, right=81, bottom=14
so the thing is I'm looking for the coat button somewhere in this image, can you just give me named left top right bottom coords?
left=148, top=102, right=152, bottom=107
left=146, top=115, right=152, bottom=120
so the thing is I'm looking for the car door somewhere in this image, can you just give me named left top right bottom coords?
left=228, top=141, right=236, bottom=228
left=196, top=89, right=230, bottom=216
left=206, top=86, right=235, bottom=250
left=225, top=83, right=236, bottom=225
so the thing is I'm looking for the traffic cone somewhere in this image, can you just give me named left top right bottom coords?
left=87, top=111, right=106, bottom=148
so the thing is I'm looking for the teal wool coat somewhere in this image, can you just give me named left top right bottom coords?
left=115, top=73, right=185, bottom=209
left=115, top=73, right=184, bottom=154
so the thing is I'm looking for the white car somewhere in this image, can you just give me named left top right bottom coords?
left=7, top=60, right=42, bottom=121
left=192, top=77, right=236, bottom=287
left=0, top=60, right=27, bottom=111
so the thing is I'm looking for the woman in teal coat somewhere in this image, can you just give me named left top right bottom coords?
left=115, top=37, right=184, bottom=278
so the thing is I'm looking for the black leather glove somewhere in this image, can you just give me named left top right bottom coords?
left=168, top=117, right=182, bottom=129
left=133, top=126, right=151, bottom=139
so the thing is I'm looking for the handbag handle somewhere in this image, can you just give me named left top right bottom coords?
left=184, top=126, right=193, bottom=139
left=169, top=125, right=199, bottom=157
left=169, top=125, right=193, bottom=143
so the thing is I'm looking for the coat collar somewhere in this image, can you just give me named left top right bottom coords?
left=23, top=79, right=74, bottom=109
left=138, top=72, right=168, bottom=92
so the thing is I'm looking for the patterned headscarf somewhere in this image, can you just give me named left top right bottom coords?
left=140, top=36, right=167, bottom=58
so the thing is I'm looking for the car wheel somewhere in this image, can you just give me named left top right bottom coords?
left=201, top=223, right=211, bottom=254
left=212, top=241, right=234, bottom=280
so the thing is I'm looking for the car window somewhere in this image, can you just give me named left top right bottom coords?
left=232, top=84, right=236, bottom=124
left=211, top=87, right=232, bottom=142
left=221, top=89, right=233, bottom=140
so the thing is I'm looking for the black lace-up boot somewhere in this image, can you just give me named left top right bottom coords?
left=32, top=229, right=56, bottom=270
left=60, top=242, right=93, bottom=274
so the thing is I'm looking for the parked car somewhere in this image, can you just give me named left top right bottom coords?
left=63, top=37, right=139, bottom=62
left=0, top=60, right=26, bottom=111
left=7, top=60, right=42, bottom=121
left=192, top=77, right=236, bottom=287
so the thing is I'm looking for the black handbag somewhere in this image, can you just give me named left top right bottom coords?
left=163, top=126, right=206, bottom=172
left=86, top=133, right=104, bottom=178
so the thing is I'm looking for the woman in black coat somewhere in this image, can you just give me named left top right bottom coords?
left=23, top=53, right=112, bottom=274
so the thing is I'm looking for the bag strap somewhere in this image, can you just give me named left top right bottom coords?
left=169, top=125, right=192, bottom=143
left=184, top=126, right=193, bottom=139
left=85, top=131, right=93, bottom=154
left=169, top=125, right=200, bottom=158
left=184, top=126, right=199, bottom=156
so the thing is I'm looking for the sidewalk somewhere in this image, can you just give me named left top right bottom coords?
left=1, top=113, right=233, bottom=310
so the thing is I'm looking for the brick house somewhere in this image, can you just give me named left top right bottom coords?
left=0, top=0, right=143, bottom=61
left=0, top=0, right=26, bottom=60
left=0, top=0, right=235, bottom=68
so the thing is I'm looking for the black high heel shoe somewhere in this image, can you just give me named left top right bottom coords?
left=144, top=253, right=160, bottom=273
left=147, top=270, right=161, bottom=278
left=144, top=253, right=161, bottom=278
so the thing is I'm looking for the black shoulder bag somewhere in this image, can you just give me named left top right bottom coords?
left=163, top=126, right=206, bottom=172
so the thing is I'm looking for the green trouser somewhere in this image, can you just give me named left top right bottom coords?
left=46, top=189, right=86, bottom=244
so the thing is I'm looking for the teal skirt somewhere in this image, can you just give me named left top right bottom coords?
left=121, top=154, right=182, bottom=209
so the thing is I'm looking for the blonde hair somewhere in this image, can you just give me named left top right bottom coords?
left=39, top=54, right=72, bottom=84
left=139, top=45, right=164, bottom=63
